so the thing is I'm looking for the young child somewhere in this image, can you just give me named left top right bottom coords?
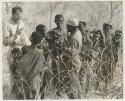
left=36, top=24, right=48, bottom=61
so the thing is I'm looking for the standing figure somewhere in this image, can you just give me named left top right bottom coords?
left=46, top=14, right=67, bottom=97
left=2, top=6, right=30, bottom=98
left=63, top=18, right=82, bottom=99
left=112, top=30, right=122, bottom=65
left=78, top=21, right=92, bottom=62
left=36, top=24, right=48, bottom=61
left=92, top=29, right=104, bottom=90
left=21, top=31, right=45, bottom=99
left=100, top=23, right=114, bottom=91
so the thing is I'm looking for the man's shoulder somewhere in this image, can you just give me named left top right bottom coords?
left=3, top=19, right=12, bottom=27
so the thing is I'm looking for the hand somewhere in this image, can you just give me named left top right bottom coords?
left=8, top=35, right=17, bottom=44
left=16, top=28, right=23, bottom=35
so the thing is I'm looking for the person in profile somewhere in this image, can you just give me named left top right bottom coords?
left=20, top=31, right=45, bottom=99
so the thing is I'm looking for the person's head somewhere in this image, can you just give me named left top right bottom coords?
left=47, top=30, right=59, bottom=40
left=67, top=18, right=79, bottom=33
left=94, top=30, right=102, bottom=40
left=12, top=6, right=23, bottom=22
left=30, top=31, right=42, bottom=45
left=103, top=23, right=112, bottom=35
left=115, top=30, right=122, bottom=40
left=55, top=14, right=64, bottom=29
left=36, top=24, right=47, bottom=38
left=78, top=21, right=87, bottom=31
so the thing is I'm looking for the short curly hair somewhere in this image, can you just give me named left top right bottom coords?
left=55, top=14, right=64, bottom=21
left=31, top=31, right=42, bottom=45
left=12, top=6, right=22, bottom=14
left=79, top=21, right=87, bottom=26
left=36, top=24, right=46, bottom=36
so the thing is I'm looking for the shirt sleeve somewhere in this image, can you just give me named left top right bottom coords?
left=3, top=23, right=12, bottom=46
left=68, top=38, right=80, bottom=56
left=21, top=33, right=31, bottom=46
left=19, top=21, right=31, bottom=46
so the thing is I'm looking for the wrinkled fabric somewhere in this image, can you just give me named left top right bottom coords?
left=63, top=29, right=83, bottom=98
left=3, top=19, right=31, bottom=47
left=2, top=19, right=31, bottom=98
left=19, top=47, right=45, bottom=99
left=37, top=38, right=49, bottom=61
left=21, top=47, right=45, bottom=81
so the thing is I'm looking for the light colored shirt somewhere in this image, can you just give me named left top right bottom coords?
left=2, top=18, right=31, bottom=66
left=3, top=18, right=31, bottom=47
left=67, top=29, right=82, bottom=56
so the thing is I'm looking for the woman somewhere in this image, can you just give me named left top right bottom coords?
left=20, top=31, right=45, bottom=99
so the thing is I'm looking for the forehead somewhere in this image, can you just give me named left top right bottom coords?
left=55, top=17, right=64, bottom=21
left=104, top=26, right=111, bottom=29
left=15, top=9, right=22, bottom=14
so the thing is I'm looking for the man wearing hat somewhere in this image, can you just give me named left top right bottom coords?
left=62, top=18, right=82, bottom=99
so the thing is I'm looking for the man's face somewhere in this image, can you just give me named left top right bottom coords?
left=103, top=26, right=111, bottom=34
left=55, top=17, right=64, bottom=28
left=67, top=25, right=72, bottom=32
left=38, top=27, right=47, bottom=38
left=95, top=33, right=100, bottom=41
left=115, top=32, right=121, bottom=43
left=13, top=10, right=22, bottom=21
left=79, top=23, right=86, bottom=31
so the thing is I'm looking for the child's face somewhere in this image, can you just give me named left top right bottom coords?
left=38, top=27, right=47, bottom=38
left=55, top=17, right=64, bottom=28
left=94, top=33, right=100, bottom=41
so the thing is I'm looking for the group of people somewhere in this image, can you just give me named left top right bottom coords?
left=3, top=6, right=122, bottom=99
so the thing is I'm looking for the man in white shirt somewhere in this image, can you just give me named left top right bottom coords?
left=3, top=6, right=30, bottom=65
left=2, top=6, right=30, bottom=98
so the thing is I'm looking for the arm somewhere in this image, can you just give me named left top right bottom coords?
left=18, top=22, right=31, bottom=46
left=3, top=23, right=16, bottom=46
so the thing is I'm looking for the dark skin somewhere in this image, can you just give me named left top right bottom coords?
left=38, top=27, right=47, bottom=38
left=55, top=17, right=64, bottom=30
left=78, top=22, right=86, bottom=34
left=103, top=26, right=112, bottom=37
left=67, top=24, right=78, bottom=33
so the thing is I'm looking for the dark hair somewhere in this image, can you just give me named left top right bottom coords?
left=31, top=31, right=42, bottom=45
left=103, top=23, right=112, bottom=29
left=115, top=30, right=122, bottom=34
left=36, top=24, right=46, bottom=35
left=96, top=30, right=102, bottom=35
left=55, top=14, right=64, bottom=21
left=115, top=30, right=122, bottom=38
left=79, top=21, right=86, bottom=26
left=12, top=6, right=22, bottom=14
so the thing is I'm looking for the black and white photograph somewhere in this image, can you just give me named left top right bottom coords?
left=2, top=0, right=123, bottom=99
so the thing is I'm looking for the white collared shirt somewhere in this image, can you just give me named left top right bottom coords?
left=3, top=18, right=31, bottom=47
